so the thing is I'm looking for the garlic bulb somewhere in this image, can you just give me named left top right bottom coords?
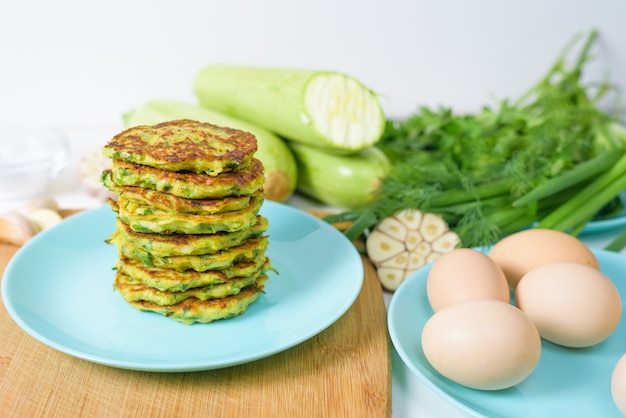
left=366, top=209, right=460, bottom=291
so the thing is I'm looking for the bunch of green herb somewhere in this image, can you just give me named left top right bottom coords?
left=327, top=30, right=626, bottom=248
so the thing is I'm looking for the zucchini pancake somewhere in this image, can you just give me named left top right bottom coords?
left=103, top=118, right=258, bottom=175
left=102, top=119, right=275, bottom=324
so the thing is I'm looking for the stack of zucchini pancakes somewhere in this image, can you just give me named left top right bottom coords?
left=100, top=119, right=275, bottom=324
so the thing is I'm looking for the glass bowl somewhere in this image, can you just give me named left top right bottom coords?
left=0, top=127, right=70, bottom=200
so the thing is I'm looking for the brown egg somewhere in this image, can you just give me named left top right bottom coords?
left=612, top=353, right=626, bottom=415
left=489, top=228, right=599, bottom=290
left=421, top=299, right=542, bottom=390
left=426, top=248, right=510, bottom=312
left=515, top=262, right=622, bottom=348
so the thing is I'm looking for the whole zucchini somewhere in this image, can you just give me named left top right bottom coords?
left=122, top=99, right=298, bottom=202
left=193, top=65, right=386, bottom=153
left=289, top=142, right=390, bottom=209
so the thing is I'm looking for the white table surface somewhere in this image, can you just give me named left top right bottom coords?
left=1, top=126, right=624, bottom=418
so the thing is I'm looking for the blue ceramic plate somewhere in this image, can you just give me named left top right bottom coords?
left=388, top=248, right=626, bottom=417
left=581, top=192, right=626, bottom=234
left=1, top=201, right=363, bottom=372
left=582, top=211, right=626, bottom=234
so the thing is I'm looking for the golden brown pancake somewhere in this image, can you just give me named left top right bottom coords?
left=114, top=267, right=265, bottom=305
left=102, top=171, right=259, bottom=215
left=115, top=216, right=268, bottom=256
left=112, top=192, right=264, bottom=234
left=103, top=119, right=258, bottom=175
left=125, top=276, right=268, bottom=324
left=109, top=234, right=269, bottom=272
left=116, top=255, right=272, bottom=292
left=108, top=158, right=265, bottom=199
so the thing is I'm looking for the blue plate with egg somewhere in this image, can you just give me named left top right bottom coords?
left=388, top=248, right=626, bottom=417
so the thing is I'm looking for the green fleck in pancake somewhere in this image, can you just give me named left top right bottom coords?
left=108, top=234, right=269, bottom=272
left=103, top=119, right=258, bottom=175
left=125, top=276, right=268, bottom=324
left=102, top=171, right=259, bottom=215
left=114, top=267, right=266, bottom=305
left=116, top=255, right=272, bottom=292
left=115, top=216, right=268, bottom=256
left=112, top=193, right=264, bottom=234
left=108, top=158, right=265, bottom=199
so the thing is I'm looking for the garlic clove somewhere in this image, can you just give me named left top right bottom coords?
left=395, top=209, right=423, bottom=230
left=432, top=231, right=461, bottom=254
left=379, top=251, right=410, bottom=269
left=405, top=230, right=424, bottom=252
left=420, top=213, right=448, bottom=242
left=415, top=241, right=433, bottom=257
left=366, top=229, right=405, bottom=264
left=407, top=252, right=427, bottom=272
left=376, top=216, right=407, bottom=242
left=377, top=267, right=407, bottom=291
left=426, top=252, right=444, bottom=263
left=24, top=208, right=63, bottom=231
left=0, top=212, right=38, bottom=246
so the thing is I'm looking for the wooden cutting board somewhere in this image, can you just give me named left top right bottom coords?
left=0, top=210, right=391, bottom=417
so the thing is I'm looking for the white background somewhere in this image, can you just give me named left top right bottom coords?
left=1, top=0, right=625, bottom=133
left=1, top=2, right=626, bottom=416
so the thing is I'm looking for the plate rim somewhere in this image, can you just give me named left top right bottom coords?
left=581, top=191, right=626, bottom=234
left=388, top=260, right=485, bottom=417
left=582, top=212, right=626, bottom=234
left=387, top=247, right=625, bottom=417
left=1, top=201, right=364, bottom=372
